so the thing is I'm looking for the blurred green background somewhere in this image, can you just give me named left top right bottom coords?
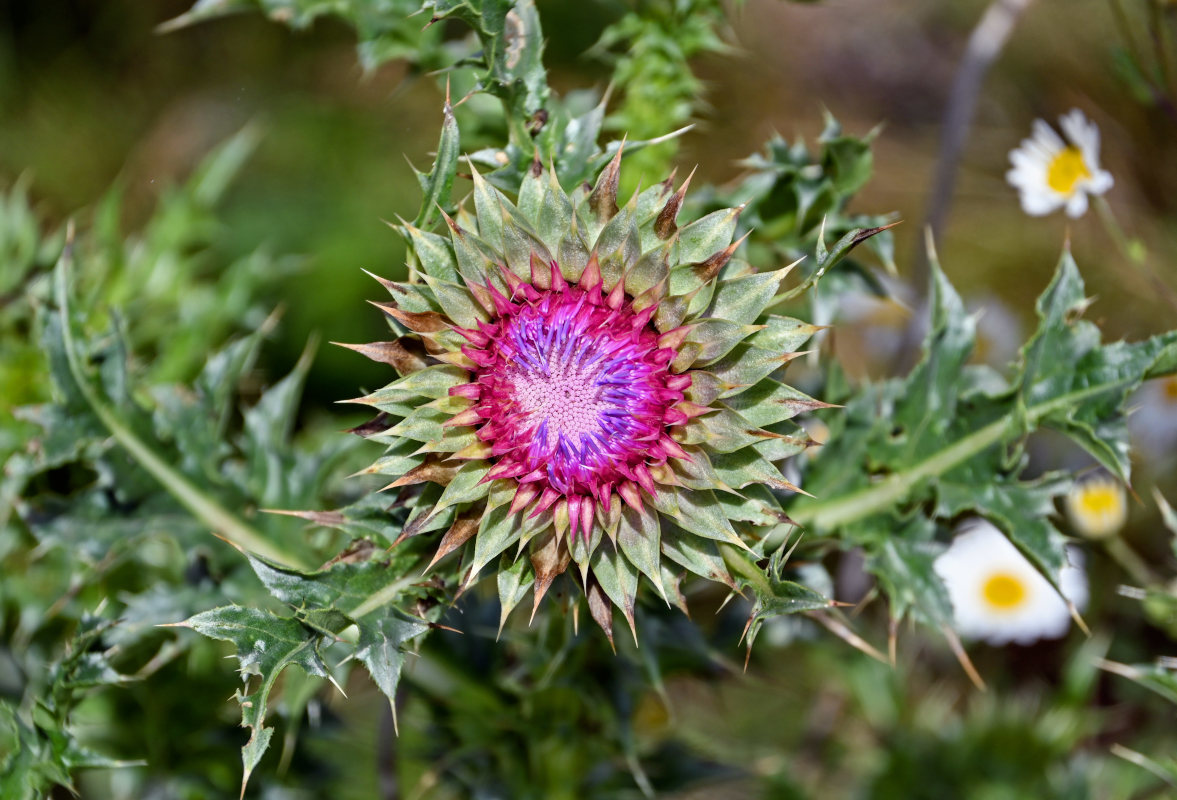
left=4, top=1, right=1177, bottom=797
left=5, top=0, right=1176, bottom=402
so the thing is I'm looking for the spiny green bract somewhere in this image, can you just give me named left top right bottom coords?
left=340, top=146, right=832, bottom=644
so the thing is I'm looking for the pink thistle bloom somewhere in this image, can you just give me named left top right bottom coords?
left=342, top=149, right=825, bottom=640
left=449, top=259, right=689, bottom=541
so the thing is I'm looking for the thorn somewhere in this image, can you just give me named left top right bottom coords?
left=588, top=137, right=625, bottom=223
left=655, top=165, right=695, bottom=240
left=326, top=672, right=348, bottom=698
left=942, top=624, right=986, bottom=690
left=1069, top=600, right=1091, bottom=637
left=810, top=611, right=889, bottom=665
left=361, top=268, right=397, bottom=293
left=260, top=508, right=345, bottom=527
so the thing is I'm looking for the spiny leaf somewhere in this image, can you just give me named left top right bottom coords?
left=496, top=552, right=535, bottom=634
left=792, top=250, right=1177, bottom=626
left=180, top=605, right=329, bottom=796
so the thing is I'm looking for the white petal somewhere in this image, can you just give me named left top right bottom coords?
left=1020, top=188, right=1064, bottom=216
left=1031, top=119, right=1065, bottom=152
left=1061, top=547, right=1089, bottom=611
left=1087, top=169, right=1114, bottom=195
left=1009, top=142, right=1050, bottom=169
left=1066, top=191, right=1089, bottom=218
left=1065, top=109, right=1101, bottom=155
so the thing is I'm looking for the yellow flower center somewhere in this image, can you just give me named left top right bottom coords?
left=1046, top=146, right=1092, bottom=194
left=1163, top=376, right=1177, bottom=404
left=1077, top=484, right=1122, bottom=517
left=982, top=572, right=1027, bottom=611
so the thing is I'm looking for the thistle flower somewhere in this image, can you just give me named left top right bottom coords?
left=1065, top=474, right=1128, bottom=540
left=343, top=151, right=825, bottom=642
left=934, top=520, right=1087, bottom=646
left=1006, top=109, right=1113, bottom=219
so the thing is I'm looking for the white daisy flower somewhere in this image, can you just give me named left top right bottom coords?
left=1065, top=474, right=1128, bottom=540
left=934, top=520, right=1087, bottom=646
left=1006, top=109, right=1114, bottom=218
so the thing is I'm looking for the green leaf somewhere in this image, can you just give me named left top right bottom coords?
left=591, top=542, right=640, bottom=640
left=724, top=546, right=830, bottom=650
left=401, top=223, right=462, bottom=284
left=430, top=461, right=494, bottom=517
left=421, top=273, right=489, bottom=329
left=723, top=379, right=831, bottom=428
left=706, top=266, right=793, bottom=325
left=711, top=448, right=799, bottom=493
left=496, top=552, right=535, bottom=633
left=660, top=523, right=733, bottom=585
left=936, top=474, right=1071, bottom=583
left=793, top=254, right=1177, bottom=535
left=45, top=248, right=309, bottom=568
left=681, top=319, right=761, bottom=367
left=466, top=504, right=526, bottom=585
left=790, top=251, right=1177, bottom=625
left=618, top=504, right=665, bottom=600
left=867, top=529, right=954, bottom=627
left=673, top=207, right=741, bottom=266
left=0, top=616, right=138, bottom=798
left=355, top=609, right=432, bottom=716
left=182, top=605, right=328, bottom=793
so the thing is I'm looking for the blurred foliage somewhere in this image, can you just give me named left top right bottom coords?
left=3, top=0, right=1177, bottom=798
left=0, top=127, right=296, bottom=465
left=0, top=131, right=371, bottom=796
left=589, top=0, right=733, bottom=190
left=697, top=113, right=898, bottom=333
left=0, top=616, right=134, bottom=800
left=790, top=249, right=1177, bottom=628
left=1108, top=0, right=1177, bottom=122
left=163, top=0, right=449, bottom=71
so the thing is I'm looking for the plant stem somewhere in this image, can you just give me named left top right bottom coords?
left=1104, top=536, right=1156, bottom=587
left=348, top=573, right=423, bottom=620
left=54, top=239, right=311, bottom=570
left=787, top=379, right=1150, bottom=534
left=1095, top=195, right=1177, bottom=310
left=1095, top=194, right=1146, bottom=265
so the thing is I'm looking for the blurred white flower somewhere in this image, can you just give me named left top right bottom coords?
left=1065, top=473, right=1128, bottom=540
left=1128, top=375, right=1177, bottom=468
left=1006, top=109, right=1113, bottom=218
left=934, top=519, right=1087, bottom=645
left=969, top=293, right=1023, bottom=369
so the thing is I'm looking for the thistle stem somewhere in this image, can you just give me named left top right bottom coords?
left=347, top=573, right=424, bottom=620
left=54, top=237, right=312, bottom=570
left=786, top=378, right=1154, bottom=535
left=721, top=544, right=774, bottom=597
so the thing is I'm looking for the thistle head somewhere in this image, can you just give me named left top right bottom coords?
left=450, top=256, right=691, bottom=539
left=346, top=148, right=824, bottom=643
